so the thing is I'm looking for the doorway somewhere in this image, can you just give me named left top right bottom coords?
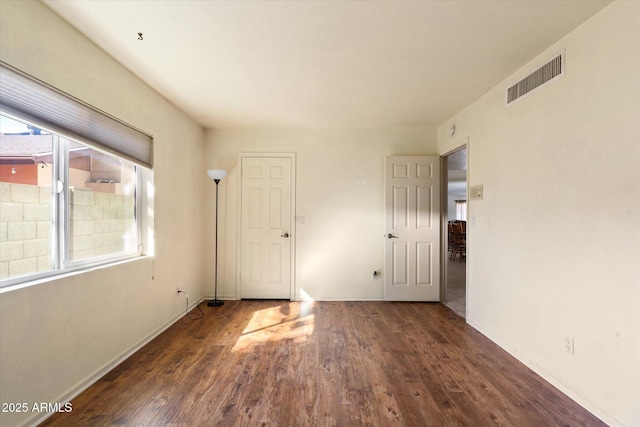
left=443, top=146, right=467, bottom=317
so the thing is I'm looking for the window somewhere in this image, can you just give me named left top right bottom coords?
left=0, top=114, right=139, bottom=285
left=0, top=62, right=152, bottom=288
left=455, top=200, right=467, bottom=222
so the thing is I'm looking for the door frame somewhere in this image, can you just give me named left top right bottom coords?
left=236, top=152, right=297, bottom=300
left=439, top=138, right=469, bottom=316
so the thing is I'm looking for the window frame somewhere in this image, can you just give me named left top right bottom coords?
left=57, top=135, right=142, bottom=270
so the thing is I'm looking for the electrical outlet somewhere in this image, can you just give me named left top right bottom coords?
left=564, top=337, right=574, bottom=355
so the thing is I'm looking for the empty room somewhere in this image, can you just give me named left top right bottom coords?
left=0, top=1, right=638, bottom=426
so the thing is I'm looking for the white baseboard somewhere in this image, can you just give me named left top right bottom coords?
left=205, top=294, right=386, bottom=302
left=294, top=297, right=385, bottom=302
left=203, top=294, right=236, bottom=300
left=28, top=297, right=206, bottom=427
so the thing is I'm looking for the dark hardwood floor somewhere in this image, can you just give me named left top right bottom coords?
left=41, top=301, right=604, bottom=426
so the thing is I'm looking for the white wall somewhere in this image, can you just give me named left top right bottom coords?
left=205, top=128, right=436, bottom=301
left=0, top=2, right=206, bottom=426
left=437, top=2, right=640, bottom=426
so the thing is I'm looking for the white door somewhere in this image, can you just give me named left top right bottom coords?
left=240, top=156, right=293, bottom=299
left=385, top=156, right=440, bottom=301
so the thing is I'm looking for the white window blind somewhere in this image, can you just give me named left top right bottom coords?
left=0, top=62, right=153, bottom=169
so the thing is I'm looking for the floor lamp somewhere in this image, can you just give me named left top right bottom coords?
left=207, top=169, right=226, bottom=307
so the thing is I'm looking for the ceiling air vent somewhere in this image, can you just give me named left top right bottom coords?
left=507, top=50, right=564, bottom=105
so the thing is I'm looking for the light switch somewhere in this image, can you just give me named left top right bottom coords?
left=470, top=184, right=483, bottom=200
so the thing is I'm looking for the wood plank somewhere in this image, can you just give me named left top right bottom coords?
left=40, top=301, right=606, bottom=427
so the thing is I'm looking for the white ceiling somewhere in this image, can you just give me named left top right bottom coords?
left=42, top=0, right=610, bottom=130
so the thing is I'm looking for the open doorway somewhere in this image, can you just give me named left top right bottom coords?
left=443, top=146, right=467, bottom=317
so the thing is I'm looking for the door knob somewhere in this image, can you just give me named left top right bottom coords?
left=386, top=233, right=398, bottom=239
left=281, top=232, right=290, bottom=238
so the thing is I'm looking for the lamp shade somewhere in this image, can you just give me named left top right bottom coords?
left=207, top=169, right=227, bottom=180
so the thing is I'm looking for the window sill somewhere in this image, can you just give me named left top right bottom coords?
left=0, top=255, right=152, bottom=294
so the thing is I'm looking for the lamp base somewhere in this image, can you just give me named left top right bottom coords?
left=207, top=299, right=225, bottom=307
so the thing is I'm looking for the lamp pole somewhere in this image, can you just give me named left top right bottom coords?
left=207, top=170, right=226, bottom=307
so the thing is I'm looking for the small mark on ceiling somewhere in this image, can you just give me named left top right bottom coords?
left=137, top=32, right=143, bottom=40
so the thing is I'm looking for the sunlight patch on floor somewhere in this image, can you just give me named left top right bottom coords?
left=231, top=303, right=315, bottom=352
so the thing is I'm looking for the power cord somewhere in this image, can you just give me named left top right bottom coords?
left=177, top=290, right=204, bottom=320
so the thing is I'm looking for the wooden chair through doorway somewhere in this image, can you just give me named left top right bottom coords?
left=450, top=222, right=466, bottom=262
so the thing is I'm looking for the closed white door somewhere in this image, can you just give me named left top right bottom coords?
left=385, top=156, right=440, bottom=301
left=240, top=156, right=293, bottom=299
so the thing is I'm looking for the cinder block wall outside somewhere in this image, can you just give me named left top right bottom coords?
left=0, top=182, right=134, bottom=280
left=0, top=182, right=52, bottom=278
